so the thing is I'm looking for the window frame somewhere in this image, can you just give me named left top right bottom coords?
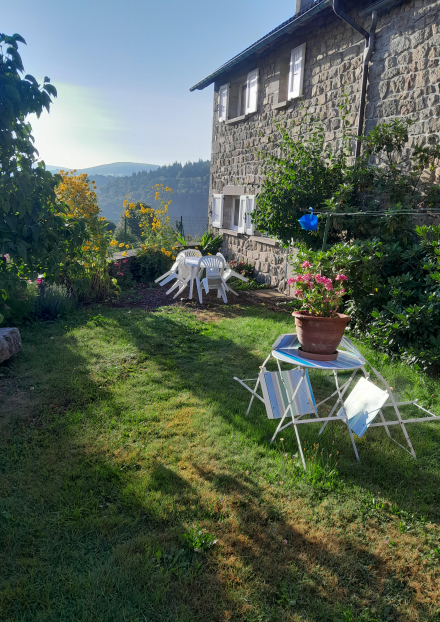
left=218, top=84, right=229, bottom=122
left=288, top=43, right=306, bottom=101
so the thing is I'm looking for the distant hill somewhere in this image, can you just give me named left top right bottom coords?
left=96, top=160, right=210, bottom=224
left=44, top=162, right=159, bottom=177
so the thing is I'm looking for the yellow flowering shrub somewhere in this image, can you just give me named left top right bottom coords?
left=56, top=170, right=113, bottom=299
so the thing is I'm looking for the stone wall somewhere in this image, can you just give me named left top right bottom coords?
left=208, top=0, right=440, bottom=290
left=220, top=233, right=298, bottom=293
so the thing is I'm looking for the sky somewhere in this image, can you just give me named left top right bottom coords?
left=3, top=0, right=297, bottom=169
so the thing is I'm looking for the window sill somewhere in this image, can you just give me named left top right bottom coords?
left=226, top=114, right=248, bottom=125
left=272, top=100, right=289, bottom=110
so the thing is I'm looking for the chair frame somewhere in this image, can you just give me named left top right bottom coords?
left=195, top=255, right=230, bottom=304
left=234, top=334, right=440, bottom=470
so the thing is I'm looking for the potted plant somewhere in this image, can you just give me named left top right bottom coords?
left=287, top=261, right=349, bottom=361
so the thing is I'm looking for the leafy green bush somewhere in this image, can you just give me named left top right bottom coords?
left=33, top=284, right=75, bottom=320
left=176, top=231, right=223, bottom=255
left=1, top=282, right=38, bottom=325
left=130, top=248, right=173, bottom=283
left=293, top=224, right=440, bottom=370
left=252, top=107, right=440, bottom=247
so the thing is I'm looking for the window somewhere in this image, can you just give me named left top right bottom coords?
left=212, top=194, right=224, bottom=228
left=245, top=69, right=259, bottom=114
left=288, top=43, right=306, bottom=100
left=225, top=68, right=259, bottom=121
left=230, top=197, right=241, bottom=230
left=218, top=84, right=228, bottom=122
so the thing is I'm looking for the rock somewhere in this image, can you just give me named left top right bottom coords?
left=0, top=327, right=22, bottom=363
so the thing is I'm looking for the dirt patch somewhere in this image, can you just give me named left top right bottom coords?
left=107, top=283, right=293, bottom=314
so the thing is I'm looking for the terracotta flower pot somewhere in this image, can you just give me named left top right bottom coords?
left=293, top=312, right=350, bottom=361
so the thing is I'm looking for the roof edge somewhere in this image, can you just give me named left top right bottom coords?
left=189, top=0, right=331, bottom=92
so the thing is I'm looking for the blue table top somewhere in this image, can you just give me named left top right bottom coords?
left=271, top=334, right=366, bottom=370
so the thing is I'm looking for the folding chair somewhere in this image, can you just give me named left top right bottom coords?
left=234, top=364, right=318, bottom=470
left=235, top=333, right=440, bottom=468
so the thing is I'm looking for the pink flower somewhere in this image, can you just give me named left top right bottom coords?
left=324, top=282, right=333, bottom=291
left=117, top=272, right=124, bottom=276
left=301, top=261, right=311, bottom=269
left=340, top=288, right=345, bottom=294
left=294, top=289, right=303, bottom=298
left=315, top=274, right=323, bottom=283
left=283, top=540, right=288, bottom=545
left=36, top=278, right=42, bottom=284
left=335, top=274, right=348, bottom=281
left=122, top=259, right=128, bottom=264
left=287, top=277, right=296, bottom=285
left=114, top=262, right=119, bottom=266
left=303, top=273, right=313, bottom=281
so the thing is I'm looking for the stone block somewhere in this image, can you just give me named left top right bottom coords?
left=0, top=327, right=22, bottom=364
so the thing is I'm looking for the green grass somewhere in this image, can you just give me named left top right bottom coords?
left=1, top=304, right=440, bottom=622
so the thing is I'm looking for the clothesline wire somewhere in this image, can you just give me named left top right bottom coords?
left=308, top=210, right=440, bottom=217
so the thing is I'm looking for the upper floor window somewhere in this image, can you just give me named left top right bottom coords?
left=274, top=42, right=306, bottom=106
left=288, top=44, right=306, bottom=100
left=218, top=68, right=259, bottom=122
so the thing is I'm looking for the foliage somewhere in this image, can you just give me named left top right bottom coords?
left=112, top=186, right=176, bottom=259
left=180, top=527, right=217, bottom=553
left=252, top=106, right=440, bottom=247
left=0, top=33, right=86, bottom=305
left=293, top=224, right=440, bottom=369
left=175, top=230, right=223, bottom=255
left=95, top=159, right=210, bottom=223
left=55, top=170, right=114, bottom=302
left=0, top=280, right=37, bottom=324
left=130, top=247, right=173, bottom=284
left=228, top=260, right=255, bottom=279
left=32, top=283, right=75, bottom=320
left=287, top=260, right=348, bottom=317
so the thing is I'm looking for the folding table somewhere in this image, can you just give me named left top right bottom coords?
left=234, top=333, right=440, bottom=470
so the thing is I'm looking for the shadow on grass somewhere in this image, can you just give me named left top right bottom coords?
left=1, top=305, right=439, bottom=621
left=113, top=307, right=440, bottom=522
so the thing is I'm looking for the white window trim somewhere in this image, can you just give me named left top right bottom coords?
left=218, top=84, right=229, bottom=122
left=211, top=194, right=224, bottom=228
left=245, top=68, right=259, bottom=115
left=288, top=43, right=306, bottom=100
left=237, top=195, right=246, bottom=233
left=245, top=195, right=255, bottom=236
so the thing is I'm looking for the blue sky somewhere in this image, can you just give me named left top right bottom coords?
left=3, top=0, right=297, bottom=168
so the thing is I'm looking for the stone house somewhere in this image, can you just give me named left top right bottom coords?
left=190, top=0, right=440, bottom=291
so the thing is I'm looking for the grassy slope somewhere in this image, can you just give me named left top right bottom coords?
left=1, top=305, right=439, bottom=622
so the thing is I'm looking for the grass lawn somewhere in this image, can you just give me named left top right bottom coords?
left=1, top=302, right=440, bottom=622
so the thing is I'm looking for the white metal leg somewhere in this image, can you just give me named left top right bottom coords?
left=334, top=370, right=360, bottom=461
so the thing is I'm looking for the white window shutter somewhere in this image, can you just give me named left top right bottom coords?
left=218, top=84, right=229, bottom=122
left=245, top=195, right=255, bottom=235
left=238, top=195, right=246, bottom=233
left=288, top=43, right=306, bottom=100
left=212, top=194, right=224, bottom=228
left=246, top=69, right=259, bottom=114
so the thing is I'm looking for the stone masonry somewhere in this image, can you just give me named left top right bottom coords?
left=207, top=0, right=440, bottom=292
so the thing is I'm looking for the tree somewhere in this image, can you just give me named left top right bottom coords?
left=0, top=33, right=85, bottom=305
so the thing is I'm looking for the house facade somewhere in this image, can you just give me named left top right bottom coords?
left=190, top=0, right=440, bottom=291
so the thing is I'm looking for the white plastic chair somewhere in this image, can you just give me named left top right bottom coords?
left=155, top=249, right=202, bottom=298
left=195, top=256, right=229, bottom=304
left=216, top=253, right=248, bottom=297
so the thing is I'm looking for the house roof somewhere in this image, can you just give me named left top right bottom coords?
left=189, top=0, right=331, bottom=92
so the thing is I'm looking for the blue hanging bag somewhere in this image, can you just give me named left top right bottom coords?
left=298, top=208, right=318, bottom=231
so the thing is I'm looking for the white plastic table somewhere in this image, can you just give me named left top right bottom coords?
left=183, top=256, right=203, bottom=300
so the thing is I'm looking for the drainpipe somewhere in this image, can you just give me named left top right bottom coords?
left=333, top=1, right=378, bottom=158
